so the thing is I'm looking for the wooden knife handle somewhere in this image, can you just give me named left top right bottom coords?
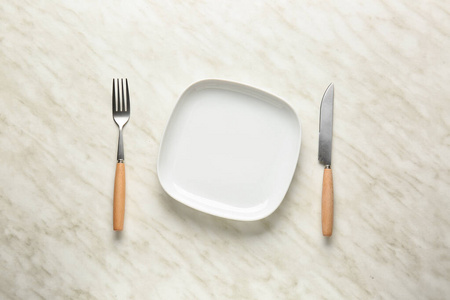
left=113, top=162, right=125, bottom=231
left=322, top=167, right=333, bottom=236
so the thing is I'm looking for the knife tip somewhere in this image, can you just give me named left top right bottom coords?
left=326, top=83, right=334, bottom=94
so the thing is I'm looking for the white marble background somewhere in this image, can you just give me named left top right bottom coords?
left=1, top=0, right=449, bottom=299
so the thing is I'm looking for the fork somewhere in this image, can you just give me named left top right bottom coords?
left=112, top=78, right=130, bottom=231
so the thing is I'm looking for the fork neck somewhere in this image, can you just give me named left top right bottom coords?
left=117, top=127, right=124, bottom=162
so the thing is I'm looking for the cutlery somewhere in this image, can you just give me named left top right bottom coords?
left=318, top=83, right=334, bottom=236
left=112, top=78, right=130, bottom=231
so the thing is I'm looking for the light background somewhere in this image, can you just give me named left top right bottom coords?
left=1, top=1, right=449, bottom=299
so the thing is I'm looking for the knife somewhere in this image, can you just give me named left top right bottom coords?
left=319, top=83, right=334, bottom=236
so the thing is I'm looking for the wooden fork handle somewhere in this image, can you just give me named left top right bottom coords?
left=113, top=162, right=125, bottom=231
left=321, top=167, right=333, bottom=236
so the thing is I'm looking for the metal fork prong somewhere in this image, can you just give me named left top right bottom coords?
left=112, top=79, right=116, bottom=112
left=125, top=79, right=130, bottom=112
left=121, top=78, right=125, bottom=112
left=117, top=79, right=121, bottom=112
left=115, top=79, right=118, bottom=112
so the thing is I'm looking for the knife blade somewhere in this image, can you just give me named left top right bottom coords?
left=319, top=83, right=334, bottom=236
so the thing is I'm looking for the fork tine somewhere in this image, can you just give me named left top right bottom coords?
left=116, top=78, right=119, bottom=111
left=125, top=79, right=130, bottom=112
left=115, top=79, right=119, bottom=111
left=121, top=79, right=125, bottom=112
left=117, top=79, right=121, bottom=112
left=112, top=79, right=116, bottom=112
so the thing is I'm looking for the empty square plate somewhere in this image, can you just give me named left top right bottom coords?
left=157, top=80, right=301, bottom=220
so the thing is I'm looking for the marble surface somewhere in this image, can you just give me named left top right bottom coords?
left=1, top=1, right=449, bottom=299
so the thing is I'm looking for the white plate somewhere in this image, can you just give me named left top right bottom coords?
left=157, top=80, right=301, bottom=221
